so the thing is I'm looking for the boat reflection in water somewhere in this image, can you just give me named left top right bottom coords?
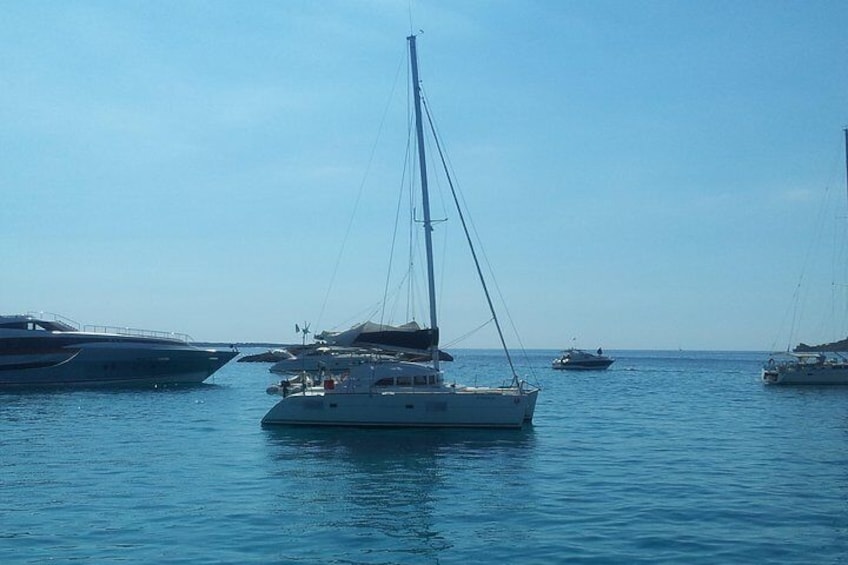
left=262, top=425, right=538, bottom=471
left=261, top=425, right=537, bottom=561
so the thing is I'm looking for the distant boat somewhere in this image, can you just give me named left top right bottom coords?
left=551, top=348, right=614, bottom=371
left=261, top=35, right=539, bottom=428
left=762, top=129, right=848, bottom=385
left=0, top=312, right=237, bottom=387
left=237, top=348, right=290, bottom=363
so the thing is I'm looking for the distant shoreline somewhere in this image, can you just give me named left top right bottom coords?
left=195, top=343, right=771, bottom=354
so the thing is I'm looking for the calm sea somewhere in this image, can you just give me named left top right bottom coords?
left=2, top=349, right=847, bottom=564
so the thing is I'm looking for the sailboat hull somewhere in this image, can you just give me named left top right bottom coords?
left=762, top=365, right=848, bottom=385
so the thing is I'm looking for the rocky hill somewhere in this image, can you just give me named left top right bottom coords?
left=794, top=338, right=848, bottom=352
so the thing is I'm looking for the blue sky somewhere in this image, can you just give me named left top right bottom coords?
left=2, top=1, right=848, bottom=351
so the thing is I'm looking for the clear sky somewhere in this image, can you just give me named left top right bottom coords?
left=3, top=1, right=848, bottom=351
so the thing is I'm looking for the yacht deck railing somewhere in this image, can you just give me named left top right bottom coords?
left=83, top=325, right=193, bottom=343
left=26, top=311, right=193, bottom=342
left=27, top=311, right=81, bottom=330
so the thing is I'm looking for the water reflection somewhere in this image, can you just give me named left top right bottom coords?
left=264, top=425, right=536, bottom=455
left=261, top=427, right=537, bottom=563
left=0, top=383, right=227, bottom=430
left=0, top=381, right=221, bottom=396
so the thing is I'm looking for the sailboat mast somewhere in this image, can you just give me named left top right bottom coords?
left=844, top=128, right=848, bottom=204
left=408, top=34, right=440, bottom=370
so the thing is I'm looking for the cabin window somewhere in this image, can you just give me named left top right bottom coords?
left=374, top=378, right=394, bottom=387
left=426, top=401, right=447, bottom=412
left=414, top=375, right=427, bottom=385
left=428, top=375, right=438, bottom=385
left=396, top=376, right=412, bottom=386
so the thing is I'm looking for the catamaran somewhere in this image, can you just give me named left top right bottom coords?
left=262, top=35, right=539, bottom=427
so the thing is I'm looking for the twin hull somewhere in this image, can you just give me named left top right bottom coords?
left=262, top=389, right=539, bottom=428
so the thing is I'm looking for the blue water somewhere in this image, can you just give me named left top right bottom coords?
left=2, top=349, right=848, bottom=564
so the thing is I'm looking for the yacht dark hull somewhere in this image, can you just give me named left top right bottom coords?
left=552, top=358, right=614, bottom=371
left=0, top=322, right=237, bottom=388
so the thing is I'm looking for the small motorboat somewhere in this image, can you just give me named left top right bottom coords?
left=552, top=348, right=614, bottom=371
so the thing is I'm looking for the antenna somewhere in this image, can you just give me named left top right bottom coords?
left=295, top=322, right=311, bottom=345
left=843, top=128, right=848, bottom=207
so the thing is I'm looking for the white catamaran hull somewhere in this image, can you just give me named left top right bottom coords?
left=262, top=388, right=538, bottom=428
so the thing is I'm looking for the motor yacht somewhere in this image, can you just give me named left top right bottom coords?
left=0, top=313, right=237, bottom=387
left=551, top=348, right=614, bottom=371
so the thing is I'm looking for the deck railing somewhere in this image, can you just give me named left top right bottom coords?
left=26, top=311, right=193, bottom=342
left=26, top=311, right=81, bottom=330
left=83, top=325, right=193, bottom=343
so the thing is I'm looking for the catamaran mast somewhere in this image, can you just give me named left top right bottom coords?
left=408, top=34, right=440, bottom=370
